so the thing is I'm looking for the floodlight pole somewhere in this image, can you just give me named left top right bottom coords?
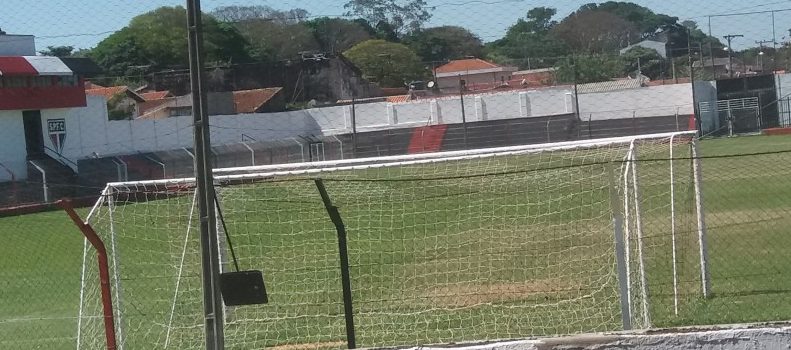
left=186, top=0, right=225, bottom=349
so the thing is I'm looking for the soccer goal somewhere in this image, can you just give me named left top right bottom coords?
left=72, top=131, right=709, bottom=350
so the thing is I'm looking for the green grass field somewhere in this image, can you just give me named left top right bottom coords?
left=2, top=134, right=791, bottom=349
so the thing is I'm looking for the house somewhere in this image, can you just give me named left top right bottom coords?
left=85, top=85, right=145, bottom=120
left=137, top=88, right=285, bottom=119
left=512, top=68, right=557, bottom=87
left=433, top=58, right=518, bottom=92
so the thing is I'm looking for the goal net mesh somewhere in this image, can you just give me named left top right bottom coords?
left=77, top=132, right=702, bottom=349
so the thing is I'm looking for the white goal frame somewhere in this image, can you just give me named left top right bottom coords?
left=76, top=130, right=709, bottom=349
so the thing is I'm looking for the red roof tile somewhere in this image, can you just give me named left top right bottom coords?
left=85, top=86, right=129, bottom=100
left=140, top=91, right=172, bottom=101
left=386, top=95, right=411, bottom=103
left=434, top=58, right=500, bottom=74
left=233, top=88, right=282, bottom=113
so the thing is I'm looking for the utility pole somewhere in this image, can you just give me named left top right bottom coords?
left=723, top=34, right=743, bottom=78
left=756, top=40, right=773, bottom=72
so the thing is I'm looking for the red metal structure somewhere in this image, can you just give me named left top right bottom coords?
left=58, top=199, right=118, bottom=350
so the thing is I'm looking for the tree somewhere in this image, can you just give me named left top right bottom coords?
left=90, top=6, right=251, bottom=75
left=344, top=39, right=426, bottom=87
left=555, top=54, right=622, bottom=83
left=620, top=46, right=663, bottom=79
left=211, top=5, right=309, bottom=23
left=509, top=7, right=558, bottom=34
left=39, top=46, right=75, bottom=57
left=485, top=7, right=569, bottom=69
left=344, top=0, right=433, bottom=36
left=236, top=20, right=319, bottom=60
left=552, top=10, right=638, bottom=54
left=305, top=17, right=372, bottom=53
left=680, top=20, right=724, bottom=50
left=405, top=26, right=483, bottom=62
left=212, top=5, right=319, bottom=61
left=579, top=2, right=677, bottom=39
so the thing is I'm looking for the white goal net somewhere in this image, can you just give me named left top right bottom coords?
left=75, top=131, right=708, bottom=349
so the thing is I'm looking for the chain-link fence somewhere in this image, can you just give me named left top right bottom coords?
left=2, top=0, right=791, bottom=348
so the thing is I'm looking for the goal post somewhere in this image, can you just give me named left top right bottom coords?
left=73, top=131, right=708, bottom=349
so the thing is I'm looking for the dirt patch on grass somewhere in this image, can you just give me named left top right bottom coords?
left=268, top=340, right=346, bottom=350
left=425, top=279, right=578, bottom=308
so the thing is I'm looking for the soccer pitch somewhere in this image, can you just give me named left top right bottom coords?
left=2, top=134, right=791, bottom=349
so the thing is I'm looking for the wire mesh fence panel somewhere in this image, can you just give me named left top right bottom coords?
left=4, top=0, right=791, bottom=348
left=0, top=210, right=86, bottom=349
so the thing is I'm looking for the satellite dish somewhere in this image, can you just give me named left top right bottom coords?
left=427, top=81, right=435, bottom=88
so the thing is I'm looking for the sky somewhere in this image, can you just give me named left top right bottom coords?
left=1, top=0, right=791, bottom=51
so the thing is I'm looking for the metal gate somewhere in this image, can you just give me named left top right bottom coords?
left=699, top=97, right=761, bottom=136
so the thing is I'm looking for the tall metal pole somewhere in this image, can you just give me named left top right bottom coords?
left=772, top=11, right=777, bottom=51
left=756, top=40, right=772, bottom=72
left=708, top=17, right=715, bottom=78
left=351, top=97, right=357, bottom=158
left=723, top=34, right=743, bottom=78
left=186, top=1, right=225, bottom=349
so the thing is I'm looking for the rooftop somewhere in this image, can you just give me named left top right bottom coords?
left=86, top=86, right=145, bottom=102
left=434, top=58, right=518, bottom=78
left=233, top=88, right=283, bottom=113
left=435, top=58, right=500, bottom=74
left=139, top=91, right=172, bottom=101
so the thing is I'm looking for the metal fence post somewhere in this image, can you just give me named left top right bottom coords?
left=607, top=163, right=632, bottom=330
left=691, top=138, right=711, bottom=298
left=315, top=179, right=357, bottom=349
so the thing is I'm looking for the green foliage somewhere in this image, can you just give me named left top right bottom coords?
left=344, top=39, right=427, bottom=87
left=212, top=5, right=316, bottom=61
left=578, top=1, right=677, bottom=38
left=404, top=26, right=483, bottom=62
left=89, top=28, right=148, bottom=77
left=621, top=46, right=664, bottom=79
left=305, top=17, right=372, bottom=54
left=552, top=10, right=638, bottom=54
left=344, top=0, right=433, bottom=36
left=555, top=54, right=622, bottom=83
left=485, top=7, right=569, bottom=68
left=235, top=20, right=319, bottom=61
left=106, top=93, right=136, bottom=121
left=90, top=6, right=251, bottom=75
left=38, top=46, right=75, bottom=57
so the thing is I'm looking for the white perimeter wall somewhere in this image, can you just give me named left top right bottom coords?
left=0, top=83, right=695, bottom=180
left=579, top=84, right=694, bottom=121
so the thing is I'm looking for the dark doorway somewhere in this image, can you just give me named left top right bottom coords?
left=22, top=110, right=44, bottom=159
